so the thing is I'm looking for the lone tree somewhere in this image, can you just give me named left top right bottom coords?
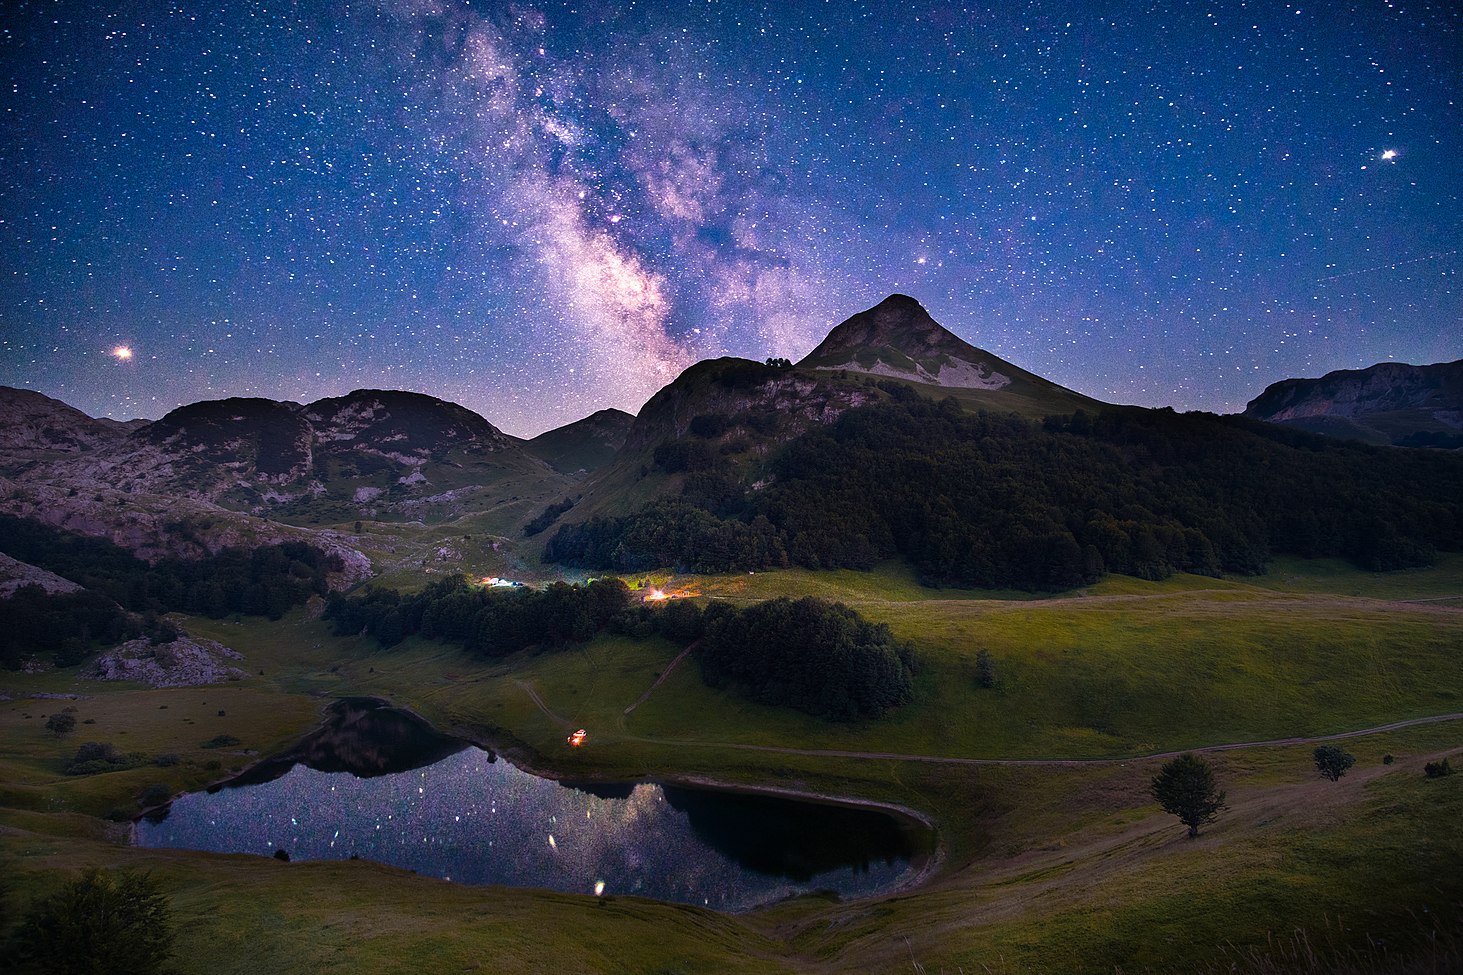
left=44, top=713, right=76, bottom=738
left=1313, top=744, right=1356, bottom=782
left=1151, top=753, right=1226, bottom=837
left=14, top=868, right=173, bottom=974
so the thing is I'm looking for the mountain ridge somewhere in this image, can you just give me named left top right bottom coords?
left=1244, top=359, right=1463, bottom=447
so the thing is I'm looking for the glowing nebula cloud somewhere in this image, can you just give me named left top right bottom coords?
left=379, top=1, right=848, bottom=408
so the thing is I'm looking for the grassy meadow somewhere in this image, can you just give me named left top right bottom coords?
left=2, top=557, right=1461, bottom=973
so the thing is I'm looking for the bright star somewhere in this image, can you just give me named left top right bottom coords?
left=111, top=345, right=134, bottom=361
left=1381, top=149, right=1398, bottom=161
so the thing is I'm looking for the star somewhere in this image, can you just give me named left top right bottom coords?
left=1381, top=149, right=1398, bottom=161
left=111, top=346, right=134, bottom=362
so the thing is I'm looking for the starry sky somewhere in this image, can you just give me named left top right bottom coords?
left=2, top=1, right=1458, bottom=437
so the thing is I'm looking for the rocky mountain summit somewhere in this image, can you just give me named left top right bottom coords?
left=799, top=294, right=1016, bottom=389
left=1244, top=359, right=1463, bottom=447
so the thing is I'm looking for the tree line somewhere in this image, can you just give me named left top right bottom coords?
left=325, top=577, right=915, bottom=721
left=545, top=397, right=1463, bottom=589
left=0, top=515, right=340, bottom=669
left=323, top=575, right=635, bottom=654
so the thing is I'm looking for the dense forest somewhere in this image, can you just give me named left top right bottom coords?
left=0, top=516, right=341, bottom=619
left=0, top=588, right=151, bottom=669
left=546, top=396, right=1463, bottom=589
left=0, top=516, right=340, bottom=668
left=325, top=578, right=915, bottom=722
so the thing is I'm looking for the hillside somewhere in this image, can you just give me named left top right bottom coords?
left=545, top=397, right=1463, bottom=585
left=0, top=386, right=143, bottom=455
left=523, top=408, right=634, bottom=476
left=0, top=388, right=574, bottom=532
left=534, top=297, right=1101, bottom=535
left=1244, top=359, right=1463, bottom=447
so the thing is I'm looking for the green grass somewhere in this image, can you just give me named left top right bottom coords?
left=1255, top=553, right=1463, bottom=601
left=2, top=557, right=1462, bottom=972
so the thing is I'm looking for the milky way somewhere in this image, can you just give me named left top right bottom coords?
left=2, top=1, right=1458, bottom=435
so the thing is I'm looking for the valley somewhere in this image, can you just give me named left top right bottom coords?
left=1, top=297, right=1460, bottom=973
left=2, top=559, right=1459, bottom=973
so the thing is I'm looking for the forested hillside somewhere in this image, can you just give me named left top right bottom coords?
left=546, top=394, right=1463, bottom=589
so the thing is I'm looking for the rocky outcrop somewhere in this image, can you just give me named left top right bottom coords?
left=623, top=357, right=877, bottom=452
left=81, top=634, right=249, bottom=688
left=0, top=387, right=141, bottom=454
left=0, top=552, right=83, bottom=598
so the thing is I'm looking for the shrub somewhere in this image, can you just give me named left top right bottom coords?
left=974, top=649, right=997, bottom=689
left=200, top=734, right=241, bottom=749
left=138, top=784, right=172, bottom=807
left=44, top=714, right=76, bottom=737
left=1424, top=758, right=1454, bottom=778
left=12, top=868, right=173, bottom=974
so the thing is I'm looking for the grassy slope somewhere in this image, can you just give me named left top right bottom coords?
left=2, top=559, right=1461, bottom=973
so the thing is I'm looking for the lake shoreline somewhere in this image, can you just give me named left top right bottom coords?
left=134, top=694, right=943, bottom=912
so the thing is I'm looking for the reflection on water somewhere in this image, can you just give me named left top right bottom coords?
left=136, top=703, right=927, bottom=911
left=221, top=697, right=468, bottom=789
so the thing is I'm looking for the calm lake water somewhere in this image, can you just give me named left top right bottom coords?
left=135, top=700, right=928, bottom=911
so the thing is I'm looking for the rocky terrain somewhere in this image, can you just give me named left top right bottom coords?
left=1244, top=359, right=1463, bottom=447
left=0, top=552, right=83, bottom=598
left=799, top=293, right=1016, bottom=389
left=0, top=385, right=583, bottom=582
left=80, top=633, right=249, bottom=688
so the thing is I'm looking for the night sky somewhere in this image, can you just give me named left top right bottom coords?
left=3, top=1, right=1458, bottom=437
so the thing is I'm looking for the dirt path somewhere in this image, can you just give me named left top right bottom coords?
left=625, top=711, right=1463, bottom=767
left=513, top=670, right=1460, bottom=765
left=513, top=679, right=574, bottom=730
left=623, top=640, right=700, bottom=716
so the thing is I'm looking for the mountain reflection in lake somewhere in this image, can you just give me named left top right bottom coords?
left=136, top=704, right=926, bottom=911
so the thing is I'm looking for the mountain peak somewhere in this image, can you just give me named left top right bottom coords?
left=798, top=296, right=1012, bottom=390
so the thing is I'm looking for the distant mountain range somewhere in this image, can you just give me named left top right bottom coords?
left=1244, top=359, right=1463, bottom=448
left=2, top=295, right=1460, bottom=595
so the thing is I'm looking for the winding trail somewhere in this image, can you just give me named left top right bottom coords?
left=644, top=712, right=1463, bottom=767
left=623, top=640, right=700, bottom=716
left=511, top=673, right=1463, bottom=767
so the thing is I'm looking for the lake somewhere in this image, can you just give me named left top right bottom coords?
left=135, top=699, right=930, bottom=911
